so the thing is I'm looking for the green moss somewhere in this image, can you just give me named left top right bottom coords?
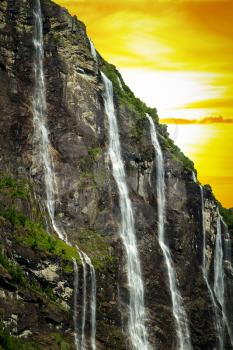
left=76, top=228, right=113, bottom=270
left=0, top=175, right=29, bottom=199
left=0, top=175, right=80, bottom=267
left=16, top=218, right=80, bottom=264
left=0, top=323, right=41, bottom=350
left=0, top=207, right=80, bottom=266
left=88, top=147, right=101, bottom=160
left=219, top=205, right=233, bottom=231
left=130, top=118, right=147, bottom=143
left=53, top=334, right=72, bottom=350
left=0, top=251, right=26, bottom=286
left=63, top=261, right=73, bottom=274
left=0, top=250, right=64, bottom=307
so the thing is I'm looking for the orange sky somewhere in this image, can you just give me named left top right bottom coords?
left=56, top=0, right=233, bottom=208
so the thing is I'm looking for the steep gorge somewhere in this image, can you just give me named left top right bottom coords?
left=0, top=0, right=233, bottom=349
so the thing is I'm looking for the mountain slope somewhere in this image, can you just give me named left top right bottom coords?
left=0, top=0, right=232, bottom=349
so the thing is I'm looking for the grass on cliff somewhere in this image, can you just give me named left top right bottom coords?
left=0, top=207, right=80, bottom=264
left=0, top=246, right=66, bottom=308
left=75, top=228, right=114, bottom=270
left=0, top=174, right=80, bottom=268
left=0, top=323, right=41, bottom=350
left=160, top=131, right=195, bottom=171
left=219, top=205, right=233, bottom=231
left=203, top=184, right=233, bottom=231
left=0, top=249, right=25, bottom=285
left=0, top=175, right=112, bottom=271
left=0, top=177, right=29, bottom=199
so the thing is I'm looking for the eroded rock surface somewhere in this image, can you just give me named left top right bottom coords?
left=0, top=1, right=233, bottom=349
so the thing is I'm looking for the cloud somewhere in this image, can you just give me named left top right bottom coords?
left=183, top=98, right=233, bottom=110
left=160, top=116, right=233, bottom=124
left=56, top=0, right=233, bottom=73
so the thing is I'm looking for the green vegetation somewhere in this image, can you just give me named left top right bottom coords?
left=0, top=323, right=40, bottom=350
left=0, top=248, right=66, bottom=309
left=0, top=207, right=80, bottom=264
left=79, top=146, right=102, bottom=179
left=161, top=136, right=195, bottom=171
left=76, top=228, right=113, bottom=270
left=0, top=174, right=80, bottom=266
left=53, top=334, right=72, bottom=350
left=88, top=147, right=101, bottom=160
left=0, top=250, right=25, bottom=285
left=0, top=176, right=29, bottom=199
left=0, top=174, right=111, bottom=275
left=219, top=205, right=233, bottom=231
left=202, top=183, right=233, bottom=231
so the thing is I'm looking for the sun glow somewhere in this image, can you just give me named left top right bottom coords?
left=56, top=0, right=233, bottom=207
left=119, top=69, right=220, bottom=120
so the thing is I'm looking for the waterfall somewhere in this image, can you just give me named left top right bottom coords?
left=79, top=252, right=88, bottom=350
left=32, top=3, right=96, bottom=349
left=147, top=114, right=193, bottom=350
left=101, top=71, right=150, bottom=350
left=193, top=173, right=233, bottom=349
left=32, top=0, right=66, bottom=241
left=197, top=181, right=222, bottom=348
left=213, top=215, right=225, bottom=349
left=89, top=39, right=97, bottom=62
left=73, top=259, right=80, bottom=350
left=82, top=252, right=97, bottom=350
left=77, top=248, right=96, bottom=350
left=223, top=224, right=233, bottom=345
left=213, top=214, right=233, bottom=348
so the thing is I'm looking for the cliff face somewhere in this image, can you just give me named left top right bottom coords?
left=0, top=1, right=233, bottom=349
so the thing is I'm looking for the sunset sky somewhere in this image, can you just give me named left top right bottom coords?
left=56, top=0, right=233, bottom=208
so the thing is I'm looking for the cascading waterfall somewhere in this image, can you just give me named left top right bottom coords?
left=197, top=178, right=222, bottom=348
left=214, top=214, right=225, bottom=350
left=147, top=114, right=193, bottom=350
left=76, top=248, right=96, bottom=350
left=101, top=71, right=150, bottom=350
left=79, top=252, right=88, bottom=350
left=89, top=39, right=97, bottom=62
left=213, top=214, right=233, bottom=348
left=32, top=0, right=66, bottom=242
left=73, top=259, right=80, bottom=350
left=32, top=3, right=96, bottom=349
left=223, top=223, right=233, bottom=345
left=82, top=252, right=97, bottom=350
left=193, top=173, right=233, bottom=349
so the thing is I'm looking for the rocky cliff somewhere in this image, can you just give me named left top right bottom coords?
left=0, top=1, right=233, bottom=349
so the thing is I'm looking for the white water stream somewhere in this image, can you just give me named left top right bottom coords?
left=193, top=173, right=233, bottom=349
left=101, top=71, right=150, bottom=350
left=33, top=3, right=96, bottom=349
left=89, top=39, right=97, bottom=62
left=148, top=114, right=193, bottom=350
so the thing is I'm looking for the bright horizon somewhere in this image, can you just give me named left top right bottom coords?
left=56, top=0, right=233, bottom=208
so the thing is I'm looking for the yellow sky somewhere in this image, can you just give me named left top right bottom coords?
left=56, top=0, right=233, bottom=207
